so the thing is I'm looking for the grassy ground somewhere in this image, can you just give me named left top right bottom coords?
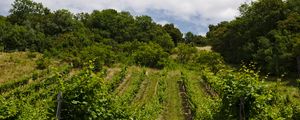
left=132, top=69, right=159, bottom=105
left=105, top=67, right=121, bottom=81
left=115, top=67, right=133, bottom=96
left=265, top=81, right=300, bottom=105
left=196, top=46, right=212, bottom=51
left=0, top=52, right=41, bottom=83
left=183, top=69, right=220, bottom=119
left=161, top=70, right=184, bottom=120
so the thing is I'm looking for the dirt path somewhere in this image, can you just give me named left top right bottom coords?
left=178, top=80, right=194, bottom=120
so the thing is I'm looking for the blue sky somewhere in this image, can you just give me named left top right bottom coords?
left=0, top=0, right=252, bottom=35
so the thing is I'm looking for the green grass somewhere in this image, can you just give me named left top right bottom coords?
left=265, top=81, right=300, bottom=105
left=183, top=69, right=220, bottom=120
left=0, top=52, right=41, bottom=83
left=129, top=69, right=164, bottom=119
left=161, top=70, right=184, bottom=120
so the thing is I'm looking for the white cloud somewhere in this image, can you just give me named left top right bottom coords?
left=156, top=20, right=170, bottom=26
left=0, top=0, right=253, bottom=34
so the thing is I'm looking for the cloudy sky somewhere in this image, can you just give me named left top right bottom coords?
left=0, top=0, right=252, bottom=35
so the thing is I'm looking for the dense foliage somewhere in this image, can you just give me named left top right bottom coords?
left=207, top=0, right=300, bottom=76
left=0, top=0, right=181, bottom=69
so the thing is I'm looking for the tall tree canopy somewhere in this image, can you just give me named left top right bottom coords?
left=163, top=24, right=183, bottom=46
left=0, top=0, right=183, bottom=68
left=207, top=0, right=300, bottom=75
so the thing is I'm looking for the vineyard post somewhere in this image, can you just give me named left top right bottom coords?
left=297, top=56, right=300, bottom=78
left=239, top=97, right=245, bottom=120
left=56, top=91, right=63, bottom=120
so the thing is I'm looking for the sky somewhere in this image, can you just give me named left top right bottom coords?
left=0, top=0, right=252, bottom=35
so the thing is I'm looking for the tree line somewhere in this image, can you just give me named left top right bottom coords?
left=0, top=0, right=207, bottom=69
left=207, top=0, right=300, bottom=76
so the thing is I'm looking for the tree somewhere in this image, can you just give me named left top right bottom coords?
left=80, top=44, right=116, bottom=65
left=45, top=9, right=84, bottom=35
left=132, top=43, right=169, bottom=68
left=172, top=43, right=197, bottom=63
left=185, top=32, right=207, bottom=46
left=153, top=32, right=174, bottom=52
left=0, top=17, right=8, bottom=51
left=163, top=24, right=183, bottom=46
left=207, top=0, right=300, bottom=75
left=87, top=9, right=135, bottom=43
left=2, top=25, right=46, bottom=51
left=134, top=15, right=156, bottom=42
left=8, top=0, right=50, bottom=24
left=287, top=0, right=300, bottom=13
left=185, top=32, right=194, bottom=43
left=253, top=30, right=294, bottom=75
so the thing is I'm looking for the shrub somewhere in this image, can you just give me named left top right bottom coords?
left=172, top=43, right=197, bottom=63
left=36, top=57, right=50, bottom=70
left=79, top=43, right=116, bottom=68
left=203, top=67, right=296, bottom=119
left=132, top=42, right=169, bottom=68
left=194, top=51, right=225, bottom=73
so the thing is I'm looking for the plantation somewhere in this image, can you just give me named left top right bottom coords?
left=1, top=0, right=300, bottom=119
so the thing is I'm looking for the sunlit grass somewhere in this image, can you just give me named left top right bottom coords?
left=0, top=52, right=41, bottom=83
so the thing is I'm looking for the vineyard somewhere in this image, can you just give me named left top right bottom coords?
left=1, top=51, right=300, bottom=120
left=1, top=0, right=300, bottom=119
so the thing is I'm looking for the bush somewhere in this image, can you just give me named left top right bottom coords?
left=194, top=51, right=225, bottom=73
left=79, top=43, right=116, bottom=68
left=153, top=33, right=175, bottom=52
left=36, top=57, right=50, bottom=70
left=203, top=67, right=296, bottom=119
left=132, top=42, right=169, bottom=68
left=172, top=43, right=197, bottom=63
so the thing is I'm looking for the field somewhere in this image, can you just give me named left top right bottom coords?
left=1, top=0, right=300, bottom=119
left=1, top=51, right=299, bottom=120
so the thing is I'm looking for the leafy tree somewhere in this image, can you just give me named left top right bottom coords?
left=185, top=32, right=194, bottom=43
left=79, top=43, right=116, bottom=68
left=43, top=9, right=85, bottom=35
left=172, top=43, right=197, bottom=63
left=194, top=51, right=224, bottom=73
left=0, top=17, right=8, bottom=51
left=163, top=24, right=183, bottom=46
left=185, top=32, right=207, bottom=46
left=134, top=15, right=154, bottom=43
left=2, top=25, right=46, bottom=51
left=287, top=0, right=300, bottom=13
left=8, top=0, right=50, bottom=24
left=152, top=29, right=175, bottom=52
left=87, top=9, right=135, bottom=42
left=207, top=0, right=299, bottom=75
left=132, top=43, right=169, bottom=68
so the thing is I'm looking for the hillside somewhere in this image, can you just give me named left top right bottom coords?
left=1, top=0, right=300, bottom=120
left=1, top=50, right=300, bottom=120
